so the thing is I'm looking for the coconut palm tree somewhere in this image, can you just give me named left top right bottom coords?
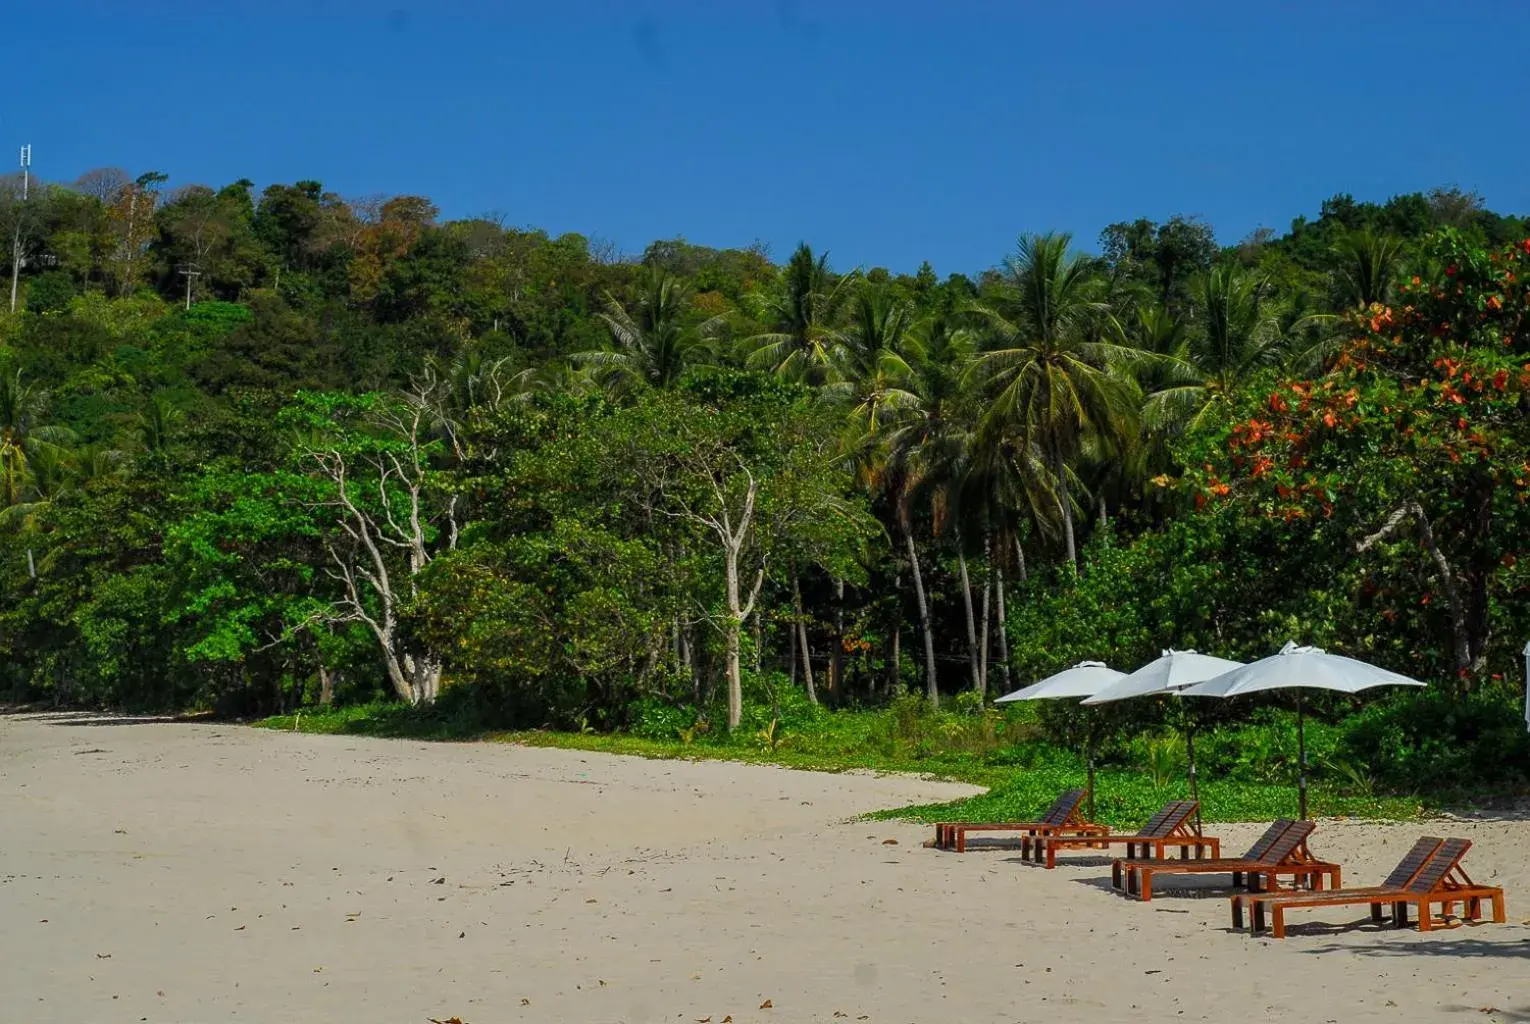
left=1331, top=228, right=1404, bottom=310
left=0, top=367, right=70, bottom=508
left=970, top=233, right=1141, bottom=565
left=880, top=311, right=981, bottom=705
left=572, top=271, right=721, bottom=398
left=1140, top=266, right=1292, bottom=437
left=827, top=288, right=921, bottom=469
left=744, top=243, right=857, bottom=384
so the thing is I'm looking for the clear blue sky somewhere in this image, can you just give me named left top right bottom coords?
left=7, top=1, right=1528, bottom=275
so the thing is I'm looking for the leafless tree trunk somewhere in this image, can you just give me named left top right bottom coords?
left=889, top=572, right=902, bottom=693
left=1014, top=535, right=1028, bottom=583
left=308, top=384, right=459, bottom=705
left=904, top=530, right=939, bottom=707
left=660, top=459, right=764, bottom=730
left=1357, top=501, right=1479, bottom=672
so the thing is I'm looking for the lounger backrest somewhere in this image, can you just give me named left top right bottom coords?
left=1041, top=789, right=1086, bottom=826
left=1381, top=837, right=1444, bottom=889
left=1141, top=800, right=1196, bottom=838
left=1258, top=819, right=1315, bottom=865
left=1404, top=838, right=1472, bottom=894
left=1241, top=819, right=1294, bottom=860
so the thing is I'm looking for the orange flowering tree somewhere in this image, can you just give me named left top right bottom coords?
left=1184, top=231, right=1530, bottom=683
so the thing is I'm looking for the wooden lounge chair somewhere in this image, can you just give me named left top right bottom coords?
left=1116, top=819, right=1339, bottom=901
left=1245, top=837, right=1506, bottom=938
left=1032, top=799, right=1219, bottom=869
left=1231, top=835, right=1440, bottom=931
left=932, top=788, right=1107, bottom=853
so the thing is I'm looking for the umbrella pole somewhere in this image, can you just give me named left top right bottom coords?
left=1084, top=715, right=1098, bottom=822
left=1185, top=723, right=1202, bottom=835
left=1297, top=692, right=1308, bottom=821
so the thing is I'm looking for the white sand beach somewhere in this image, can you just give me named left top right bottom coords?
left=1, top=712, right=1526, bottom=1023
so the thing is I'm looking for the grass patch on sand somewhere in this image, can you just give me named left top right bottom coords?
left=257, top=700, right=1430, bottom=827
left=878, top=768, right=1423, bottom=828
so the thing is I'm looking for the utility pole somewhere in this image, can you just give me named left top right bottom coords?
left=177, top=262, right=201, bottom=310
left=8, top=144, right=29, bottom=313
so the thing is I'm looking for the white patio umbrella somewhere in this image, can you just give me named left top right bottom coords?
left=994, top=661, right=1125, bottom=702
left=1083, top=649, right=1245, bottom=830
left=995, top=661, right=1125, bottom=818
left=1182, top=641, right=1426, bottom=819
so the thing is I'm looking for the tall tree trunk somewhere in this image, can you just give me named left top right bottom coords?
left=904, top=530, right=939, bottom=707
left=1097, top=492, right=1109, bottom=545
left=753, top=606, right=763, bottom=673
left=978, top=532, right=992, bottom=697
left=792, top=570, right=817, bottom=705
left=1055, top=441, right=1077, bottom=565
left=829, top=577, right=845, bottom=697
left=889, top=572, right=903, bottom=693
left=1014, top=535, right=1028, bottom=583
left=724, top=557, right=744, bottom=730
left=680, top=624, right=695, bottom=701
left=994, top=561, right=1011, bottom=693
left=788, top=605, right=798, bottom=687
left=957, top=544, right=981, bottom=693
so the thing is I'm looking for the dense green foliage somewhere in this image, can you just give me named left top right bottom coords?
left=3, top=167, right=1528, bottom=798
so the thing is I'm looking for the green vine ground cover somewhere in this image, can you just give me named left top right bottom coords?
left=257, top=701, right=1427, bottom=827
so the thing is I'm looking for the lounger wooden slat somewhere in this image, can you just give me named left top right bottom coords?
left=1116, top=819, right=1339, bottom=901
left=1033, top=800, right=1220, bottom=869
left=1232, top=835, right=1439, bottom=930
left=1246, top=837, right=1506, bottom=938
left=932, top=789, right=1108, bottom=853
left=1114, top=819, right=1288, bottom=890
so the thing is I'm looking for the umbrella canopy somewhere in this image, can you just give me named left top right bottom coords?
left=1181, top=641, right=1425, bottom=698
left=994, top=661, right=1125, bottom=703
left=1079, top=649, right=1244, bottom=832
left=993, top=661, right=1125, bottom=819
left=1182, top=641, right=1426, bottom=818
left=1082, top=649, right=1245, bottom=705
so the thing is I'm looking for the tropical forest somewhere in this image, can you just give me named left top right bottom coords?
left=3, top=171, right=1528, bottom=819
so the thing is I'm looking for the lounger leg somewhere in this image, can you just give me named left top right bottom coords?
left=1232, top=870, right=1243, bottom=888
left=1393, top=902, right=1408, bottom=928
left=1492, top=892, right=1506, bottom=924
left=1231, top=897, right=1245, bottom=930
left=1252, top=900, right=1266, bottom=933
left=1369, top=902, right=1384, bottom=923
left=1271, top=905, right=1286, bottom=939
left=1139, top=871, right=1153, bottom=902
left=1112, top=860, right=1122, bottom=889
left=955, top=829, right=966, bottom=854
left=1417, top=900, right=1433, bottom=932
